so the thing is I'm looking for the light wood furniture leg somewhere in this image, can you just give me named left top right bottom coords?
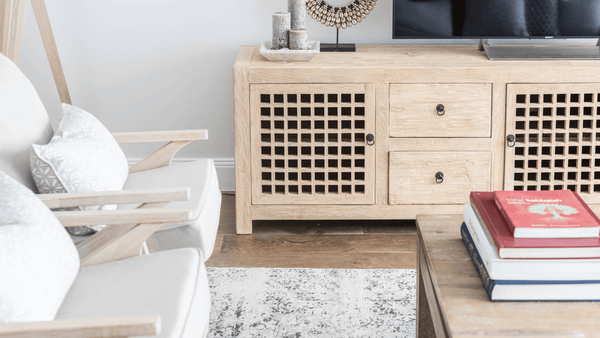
left=0, top=0, right=10, bottom=55
left=30, top=0, right=71, bottom=104
left=233, top=46, right=254, bottom=234
left=416, top=238, right=435, bottom=338
left=6, top=0, right=23, bottom=63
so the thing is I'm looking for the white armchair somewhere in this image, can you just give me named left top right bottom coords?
left=0, top=0, right=221, bottom=262
left=0, top=173, right=210, bottom=338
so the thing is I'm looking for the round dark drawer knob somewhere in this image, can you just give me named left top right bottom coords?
left=435, top=172, right=444, bottom=184
left=436, top=104, right=445, bottom=116
left=366, top=133, right=375, bottom=146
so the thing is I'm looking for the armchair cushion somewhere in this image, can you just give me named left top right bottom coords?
left=69, top=160, right=221, bottom=262
left=30, top=104, right=129, bottom=236
left=0, top=172, right=79, bottom=323
left=56, top=248, right=210, bottom=338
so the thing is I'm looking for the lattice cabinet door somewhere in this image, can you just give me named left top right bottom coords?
left=505, top=83, right=600, bottom=204
left=250, top=84, right=375, bottom=205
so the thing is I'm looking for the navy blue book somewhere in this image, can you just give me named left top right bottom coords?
left=461, top=222, right=600, bottom=302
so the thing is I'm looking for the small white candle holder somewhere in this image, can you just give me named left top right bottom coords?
left=289, top=29, right=308, bottom=50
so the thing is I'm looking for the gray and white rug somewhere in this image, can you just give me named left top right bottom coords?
left=207, top=268, right=417, bottom=337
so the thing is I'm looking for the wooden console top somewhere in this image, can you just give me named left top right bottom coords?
left=236, top=45, right=600, bottom=86
left=241, top=44, right=600, bottom=70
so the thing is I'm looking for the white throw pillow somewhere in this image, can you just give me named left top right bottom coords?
left=0, top=171, right=80, bottom=323
left=30, top=104, right=129, bottom=235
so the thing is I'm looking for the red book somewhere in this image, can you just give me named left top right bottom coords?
left=470, top=191, right=600, bottom=259
left=493, top=190, right=600, bottom=238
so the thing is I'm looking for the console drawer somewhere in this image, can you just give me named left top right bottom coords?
left=389, top=84, right=491, bottom=138
left=389, top=152, right=491, bottom=205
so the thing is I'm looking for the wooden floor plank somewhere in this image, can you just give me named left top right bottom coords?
left=206, top=193, right=418, bottom=270
left=220, top=234, right=416, bottom=254
left=254, top=220, right=364, bottom=235
left=206, top=252, right=416, bottom=269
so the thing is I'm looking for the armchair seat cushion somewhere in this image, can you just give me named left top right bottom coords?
left=120, top=160, right=221, bottom=260
left=55, top=248, right=210, bottom=338
left=68, top=160, right=221, bottom=261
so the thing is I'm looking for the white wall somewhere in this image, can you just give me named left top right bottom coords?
left=16, top=0, right=479, bottom=190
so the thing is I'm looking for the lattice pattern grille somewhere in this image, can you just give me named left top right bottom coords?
left=250, top=84, right=374, bottom=204
left=506, top=84, right=600, bottom=202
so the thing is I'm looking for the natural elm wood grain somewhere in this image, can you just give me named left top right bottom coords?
left=375, top=80, right=389, bottom=205
left=206, top=251, right=416, bottom=269
left=75, top=202, right=183, bottom=267
left=417, top=241, right=436, bottom=338
left=252, top=204, right=466, bottom=220
left=249, top=83, right=375, bottom=205
left=235, top=45, right=600, bottom=233
left=417, top=214, right=600, bottom=338
left=248, top=45, right=600, bottom=83
left=218, top=234, right=417, bottom=255
left=491, top=82, right=507, bottom=191
left=0, top=0, right=9, bottom=55
left=253, top=220, right=365, bottom=235
left=505, top=83, right=600, bottom=204
left=6, top=0, right=23, bottom=63
left=128, top=141, right=191, bottom=174
left=0, top=315, right=160, bottom=338
left=53, top=208, right=191, bottom=227
left=233, top=47, right=254, bottom=234
left=112, top=130, right=208, bottom=143
left=38, top=188, right=189, bottom=209
left=388, top=138, right=491, bottom=152
left=418, top=244, right=448, bottom=338
left=30, top=0, right=71, bottom=104
left=206, top=193, right=418, bottom=269
left=390, top=84, right=492, bottom=138
left=389, top=152, right=491, bottom=205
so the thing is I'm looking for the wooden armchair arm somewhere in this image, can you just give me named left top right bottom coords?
left=112, top=130, right=208, bottom=143
left=0, top=315, right=160, bottom=338
left=45, top=191, right=193, bottom=266
left=38, top=188, right=190, bottom=209
left=54, top=208, right=192, bottom=227
left=112, top=130, right=208, bottom=174
left=75, top=203, right=187, bottom=267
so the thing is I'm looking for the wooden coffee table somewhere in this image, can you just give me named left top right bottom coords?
left=416, top=214, right=600, bottom=338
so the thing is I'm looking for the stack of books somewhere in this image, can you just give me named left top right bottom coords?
left=462, top=190, right=600, bottom=302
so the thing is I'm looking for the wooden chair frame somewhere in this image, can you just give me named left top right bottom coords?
left=0, top=0, right=210, bottom=336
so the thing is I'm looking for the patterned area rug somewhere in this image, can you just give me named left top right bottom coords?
left=206, top=268, right=417, bottom=337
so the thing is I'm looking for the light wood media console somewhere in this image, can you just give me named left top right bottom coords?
left=233, top=45, right=600, bottom=234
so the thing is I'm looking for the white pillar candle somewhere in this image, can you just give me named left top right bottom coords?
left=289, top=28, right=308, bottom=50
left=272, top=12, right=291, bottom=50
left=288, top=0, right=306, bottom=30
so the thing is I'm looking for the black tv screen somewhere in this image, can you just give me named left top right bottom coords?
left=393, top=0, right=600, bottom=39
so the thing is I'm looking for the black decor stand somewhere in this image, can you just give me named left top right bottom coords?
left=321, top=28, right=356, bottom=52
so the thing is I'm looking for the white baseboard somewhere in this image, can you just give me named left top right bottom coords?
left=127, top=157, right=235, bottom=192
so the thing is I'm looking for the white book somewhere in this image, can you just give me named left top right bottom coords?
left=463, top=204, right=600, bottom=281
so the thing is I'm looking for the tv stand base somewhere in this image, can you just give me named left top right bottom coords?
left=482, top=43, right=600, bottom=60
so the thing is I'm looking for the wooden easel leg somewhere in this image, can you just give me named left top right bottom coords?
left=7, top=0, right=24, bottom=63
left=0, top=0, right=10, bottom=55
left=30, top=0, right=71, bottom=104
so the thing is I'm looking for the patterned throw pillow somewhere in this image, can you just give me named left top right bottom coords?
left=30, top=104, right=129, bottom=236
left=0, top=171, right=80, bottom=323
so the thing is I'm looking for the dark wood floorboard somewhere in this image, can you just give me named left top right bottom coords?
left=205, top=193, right=417, bottom=269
